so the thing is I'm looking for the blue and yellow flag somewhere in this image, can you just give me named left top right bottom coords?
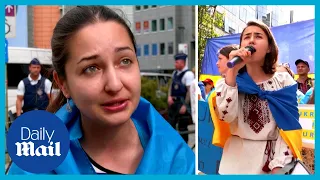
left=208, top=73, right=302, bottom=160
left=236, top=72, right=302, bottom=160
left=207, top=91, right=231, bottom=148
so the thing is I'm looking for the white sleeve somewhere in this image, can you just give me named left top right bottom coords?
left=277, top=72, right=296, bottom=87
left=268, top=135, right=293, bottom=170
left=45, top=79, right=52, bottom=95
left=17, top=81, right=25, bottom=96
left=183, top=71, right=195, bottom=86
left=215, top=78, right=239, bottom=123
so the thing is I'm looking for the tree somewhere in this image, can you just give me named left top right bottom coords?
left=198, top=5, right=224, bottom=77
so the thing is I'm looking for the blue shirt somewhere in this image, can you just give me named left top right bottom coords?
left=9, top=97, right=195, bottom=174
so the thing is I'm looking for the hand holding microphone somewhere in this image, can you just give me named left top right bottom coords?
left=227, top=46, right=256, bottom=68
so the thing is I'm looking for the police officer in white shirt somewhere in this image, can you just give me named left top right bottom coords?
left=167, top=53, right=195, bottom=143
left=16, top=58, right=52, bottom=116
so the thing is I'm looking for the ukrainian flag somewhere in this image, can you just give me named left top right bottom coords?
left=207, top=91, right=231, bottom=148
left=207, top=72, right=302, bottom=160
left=236, top=72, right=302, bottom=160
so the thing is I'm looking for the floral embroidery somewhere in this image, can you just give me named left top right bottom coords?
left=222, top=110, right=228, bottom=115
left=243, top=84, right=270, bottom=134
left=226, top=97, right=232, bottom=103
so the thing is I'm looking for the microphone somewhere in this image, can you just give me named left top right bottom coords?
left=227, top=46, right=256, bottom=68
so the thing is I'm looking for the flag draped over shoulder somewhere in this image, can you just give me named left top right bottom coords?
left=236, top=72, right=302, bottom=160
left=208, top=91, right=231, bottom=148
left=8, top=97, right=195, bottom=174
left=208, top=72, right=302, bottom=160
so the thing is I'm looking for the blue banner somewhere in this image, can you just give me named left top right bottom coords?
left=198, top=101, right=222, bottom=174
left=202, top=19, right=315, bottom=75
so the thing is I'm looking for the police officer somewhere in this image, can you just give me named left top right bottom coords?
left=167, top=53, right=195, bottom=143
left=16, top=58, right=52, bottom=116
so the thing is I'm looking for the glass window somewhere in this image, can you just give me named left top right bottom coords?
left=151, top=5, right=157, bottom=8
left=135, top=6, right=141, bottom=11
left=224, top=16, right=229, bottom=32
left=144, top=44, right=149, bottom=56
left=229, top=27, right=235, bottom=34
left=151, top=20, right=157, bottom=32
left=167, top=17, right=173, bottom=30
left=160, top=43, right=165, bottom=55
left=168, top=42, right=174, bottom=54
left=137, top=45, right=141, bottom=56
left=143, top=21, right=149, bottom=32
left=7, top=64, right=52, bottom=88
left=160, top=18, right=165, bottom=31
left=239, top=7, right=247, bottom=22
left=135, top=22, right=141, bottom=33
left=152, top=44, right=157, bottom=56
left=143, top=5, right=148, bottom=9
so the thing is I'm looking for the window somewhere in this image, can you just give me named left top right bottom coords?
left=151, top=5, right=157, bottom=8
left=224, top=16, right=229, bottom=32
left=229, top=27, right=235, bottom=34
left=151, top=20, right=157, bottom=32
left=160, top=43, right=165, bottom=55
left=167, top=17, right=173, bottom=30
left=143, top=21, right=149, bottom=32
left=135, top=22, right=141, bottom=33
left=152, top=44, right=157, bottom=56
left=263, top=13, right=271, bottom=27
left=59, top=6, right=64, bottom=17
left=7, top=64, right=52, bottom=88
left=144, top=44, right=149, bottom=56
left=135, top=6, right=141, bottom=11
left=143, top=5, right=148, bottom=9
left=168, top=42, right=174, bottom=54
left=160, top=18, right=165, bottom=31
left=137, top=45, right=141, bottom=56
left=239, top=7, right=247, bottom=22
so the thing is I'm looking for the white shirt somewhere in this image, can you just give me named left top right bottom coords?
left=173, top=66, right=195, bottom=86
left=17, top=74, right=52, bottom=96
left=189, top=79, right=200, bottom=123
left=216, top=72, right=295, bottom=174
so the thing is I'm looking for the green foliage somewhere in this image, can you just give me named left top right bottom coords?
left=140, top=77, right=168, bottom=111
left=198, top=5, right=225, bottom=77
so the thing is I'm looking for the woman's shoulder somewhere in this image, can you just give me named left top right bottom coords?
left=215, top=77, right=226, bottom=87
left=273, top=72, right=297, bottom=87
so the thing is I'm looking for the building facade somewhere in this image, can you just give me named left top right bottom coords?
left=24, top=5, right=134, bottom=49
left=134, top=5, right=195, bottom=72
left=215, top=5, right=291, bottom=35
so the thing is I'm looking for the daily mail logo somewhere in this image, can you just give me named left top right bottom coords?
left=15, top=127, right=61, bottom=157
left=6, top=111, right=70, bottom=173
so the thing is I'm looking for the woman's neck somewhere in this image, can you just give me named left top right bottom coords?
left=246, top=64, right=273, bottom=83
left=80, top=116, right=143, bottom=174
left=81, top=117, right=138, bottom=148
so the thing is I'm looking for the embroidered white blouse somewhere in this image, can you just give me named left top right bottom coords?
left=215, top=72, right=295, bottom=174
